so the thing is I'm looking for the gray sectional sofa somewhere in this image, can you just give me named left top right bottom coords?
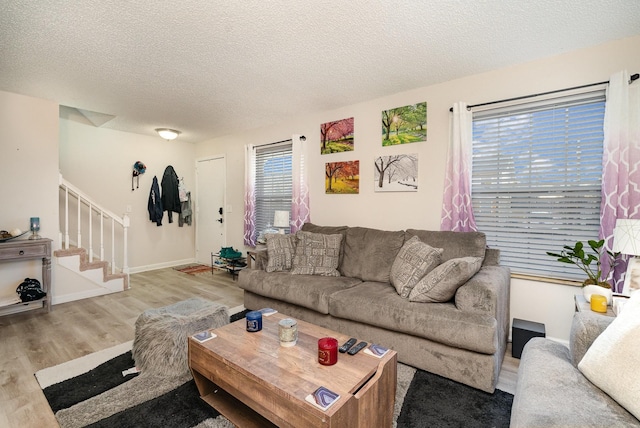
left=238, top=223, right=511, bottom=392
left=511, top=310, right=640, bottom=427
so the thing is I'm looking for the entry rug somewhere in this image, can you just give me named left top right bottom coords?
left=172, top=263, right=212, bottom=275
left=36, top=314, right=512, bottom=427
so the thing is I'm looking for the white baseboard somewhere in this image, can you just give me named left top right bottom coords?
left=52, top=287, right=120, bottom=305
left=127, top=259, right=197, bottom=274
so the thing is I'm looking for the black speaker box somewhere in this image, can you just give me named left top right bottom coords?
left=512, top=318, right=546, bottom=359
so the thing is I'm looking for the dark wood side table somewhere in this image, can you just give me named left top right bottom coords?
left=0, top=238, right=52, bottom=316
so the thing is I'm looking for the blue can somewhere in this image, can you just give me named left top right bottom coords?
left=246, top=311, right=262, bottom=332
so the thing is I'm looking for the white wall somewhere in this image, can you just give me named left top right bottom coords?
left=0, top=90, right=59, bottom=300
left=59, top=112, right=197, bottom=271
left=196, top=35, right=640, bottom=342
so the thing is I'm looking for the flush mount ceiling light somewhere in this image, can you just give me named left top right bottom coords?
left=155, top=128, right=181, bottom=140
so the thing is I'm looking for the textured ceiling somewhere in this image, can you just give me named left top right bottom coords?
left=1, top=1, right=639, bottom=143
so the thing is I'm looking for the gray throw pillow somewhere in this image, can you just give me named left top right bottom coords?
left=291, top=231, right=342, bottom=276
left=390, top=236, right=443, bottom=298
left=408, top=257, right=483, bottom=303
left=265, top=233, right=296, bottom=272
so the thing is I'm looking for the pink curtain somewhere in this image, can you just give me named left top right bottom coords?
left=600, top=71, right=640, bottom=292
left=291, top=134, right=310, bottom=232
left=243, top=144, right=257, bottom=246
left=441, top=102, right=477, bottom=232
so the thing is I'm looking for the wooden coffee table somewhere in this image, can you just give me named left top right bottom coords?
left=188, top=312, right=397, bottom=427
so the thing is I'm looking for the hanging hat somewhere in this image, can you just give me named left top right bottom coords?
left=133, top=161, right=146, bottom=176
left=132, top=161, right=147, bottom=190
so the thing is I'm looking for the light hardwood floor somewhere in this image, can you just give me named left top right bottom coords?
left=0, top=267, right=518, bottom=427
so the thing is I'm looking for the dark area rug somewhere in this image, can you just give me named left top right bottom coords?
left=37, top=309, right=512, bottom=427
left=397, top=369, right=513, bottom=427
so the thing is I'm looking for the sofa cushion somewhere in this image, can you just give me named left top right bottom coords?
left=405, top=229, right=486, bottom=262
left=291, top=231, right=342, bottom=276
left=329, top=281, right=497, bottom=354
left=238, top=269, right=362, bottom=314
left=340, top=227, right=406, bottom=282
left=409, top=257, right=483, bottom=303
left=578, top=292, right=640, bottom=420
left=390, top=236, right=443, bottom=298
left=265, top=233, right=296, bottom=272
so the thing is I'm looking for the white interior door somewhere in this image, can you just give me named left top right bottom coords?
left=196, top=156, right=226, bottom=265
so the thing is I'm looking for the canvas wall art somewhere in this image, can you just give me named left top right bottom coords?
left=374, top=154, right=418, bottom=192
left=321, top=117, right=354, bottom=154
left=381, top=102, right=426, bottom=146
left=325, top=160, right=359, bottom=194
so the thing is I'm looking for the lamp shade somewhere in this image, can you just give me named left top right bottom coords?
left=613, top=219, right=640, bottom=256
left=273, top=211, right=290, bottom=228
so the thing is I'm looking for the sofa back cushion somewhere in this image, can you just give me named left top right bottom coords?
left=405, top=229, right=486, bottom=262
left=340, top=227, right=405, bottom=282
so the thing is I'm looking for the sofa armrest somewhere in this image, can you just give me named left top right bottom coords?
left=249, top=247, right=269, bottom=271
left=569, top=311, right=615, bottom=367
left=483, top=248, right=500, bottom=266
left=455, top=265, right=510, bottom=317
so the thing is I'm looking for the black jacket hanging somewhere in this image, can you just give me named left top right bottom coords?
left=148, top=176, right=163, bottom=226
left=161, top=165, right=181, bottom=223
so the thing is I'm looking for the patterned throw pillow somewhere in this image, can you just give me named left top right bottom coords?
left=291, top=231, right=342, bottom=276
left=265, top=234, right=297, bottom=272
left=390, top=236, right=443, bottom=298
left=408, top=257, right=483, bottom=303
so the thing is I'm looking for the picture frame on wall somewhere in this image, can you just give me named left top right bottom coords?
left=325, top=161, right=359, bottom=194
left=374, top=154, right=418, bottom=192
left=381, top=102, right=426, bottom=146
left=321, top=117, right=354, bottom=154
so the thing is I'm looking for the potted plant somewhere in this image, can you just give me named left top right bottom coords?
left=547, top=239, right=620, bottom=304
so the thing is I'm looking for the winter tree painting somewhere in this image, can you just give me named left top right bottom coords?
left=374, top=154, right=418, bottom=192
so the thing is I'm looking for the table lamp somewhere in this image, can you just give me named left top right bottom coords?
left=29, top=217, right=41, bottom=240
left=613, top=218, right=640, bottom=296
left=273, top=211, right=290, bottom=234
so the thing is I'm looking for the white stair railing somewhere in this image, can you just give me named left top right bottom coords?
left=58, top=173, right=130, bottom=275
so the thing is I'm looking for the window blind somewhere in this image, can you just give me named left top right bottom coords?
left=471, top=91, right=606, bottom=281
left=255, top=143, right=293, bottom=238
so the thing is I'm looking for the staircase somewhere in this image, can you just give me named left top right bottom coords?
left=56, top=174, right=130, bottom=297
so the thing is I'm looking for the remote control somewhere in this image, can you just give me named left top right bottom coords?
left=347, top=341, right=368, bottom=355
left=339, top=338, right=357, bottom=353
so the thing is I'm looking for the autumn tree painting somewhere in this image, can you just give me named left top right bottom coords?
left=381, top=102, right=427, bottom=146
left=374, top=154, right=418, bottom=192
left=321, top=117, right=354, bottom=154
left=325, top=160, right=359, bottom=194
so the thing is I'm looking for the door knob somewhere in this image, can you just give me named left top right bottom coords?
left=219, top=207, right=223, bottom=215
left=217, top=218, right=223, bottom=223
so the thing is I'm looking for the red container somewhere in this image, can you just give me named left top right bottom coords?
left=318, top=337, right=338, bottom=365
